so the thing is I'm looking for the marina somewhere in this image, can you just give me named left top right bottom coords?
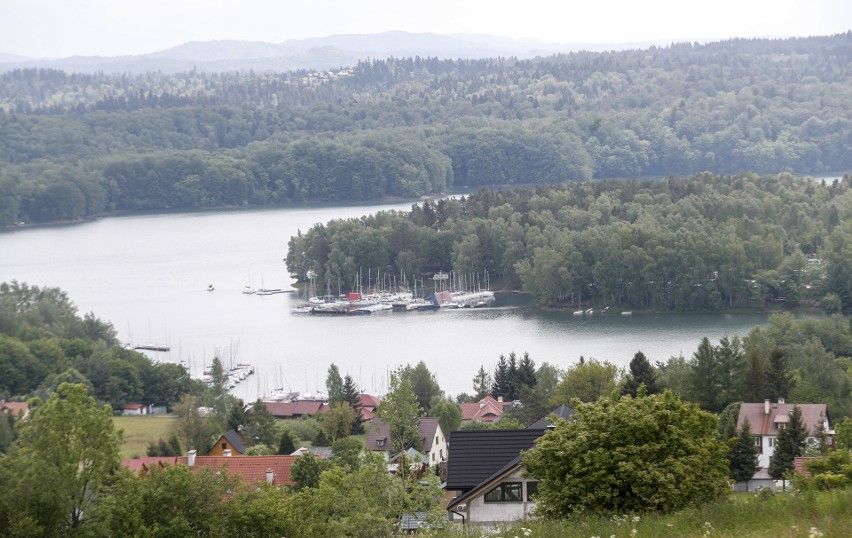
left=0, top=201, right=771, bottom=398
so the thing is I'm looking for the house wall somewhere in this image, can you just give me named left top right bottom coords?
left=208, top=438, right=242, bottom=457
left=465, top=469, right=536, bottom=524
left=757, top=435, right=819, bottom=468
left=429, top=425, right=449, bottom=468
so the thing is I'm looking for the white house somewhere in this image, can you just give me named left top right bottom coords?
left=365, top=417, right=448, bottom=468
left=735, top=399, right=831, bottom=491
left=121, top=403, right=150, bottom=416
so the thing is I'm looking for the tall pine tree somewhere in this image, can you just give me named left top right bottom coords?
left=766, top=347, right=794, bottom=400
left=341, top=374, right=363, bottom=434
left=492, top=354, right=510, bottom=400
left=768, top=406, right=807, bottom=489
left=729, top=417, right=759, bottom=483
left=621, top=350, right=658, bottom=398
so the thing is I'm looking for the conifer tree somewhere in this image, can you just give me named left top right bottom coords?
left=341, top=374, right=363, bottom=434
left=729, top=417, right=759, bottom=483
left=492, top=354, right=510, bottom=400
left=621, top=350, right=658, bottom=398
left=517, top=352, right=537, bottom=389
left=472, top=366, right=491, bottom=400
left=768, top=405, right=807, bottom=489
left=766, top=347, right=794, bottom=400
left=742, top=349, right=766, bottom=402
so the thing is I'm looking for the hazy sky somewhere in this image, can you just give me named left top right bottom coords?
left=1, top=0, right=849, bottom=58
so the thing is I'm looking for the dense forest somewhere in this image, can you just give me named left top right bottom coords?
left=0, top=34, right=850, bottom=226
left=0, top=281, right=202, bottom=407
left=286, top=173, right=852, bottom=312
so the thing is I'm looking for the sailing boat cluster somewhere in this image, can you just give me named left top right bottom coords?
left=294, top=270, right=495, bottom=315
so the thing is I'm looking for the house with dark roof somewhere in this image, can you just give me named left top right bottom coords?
left=444, top=405, right=576, bottom=525
left=736, top=399, right=831, bottom=491
left=208, top=428, right=248, bottom=456
left=459, top=396, right=513, bottom=424
left=366, top=417, right=448, bottom=468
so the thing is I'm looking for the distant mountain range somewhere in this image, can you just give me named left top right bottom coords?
left=0, top=31, right=671, bottom=74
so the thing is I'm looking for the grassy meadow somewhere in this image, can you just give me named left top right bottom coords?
left=113, top=415, right=174, bottom=458
left=439, top=489, right=852, bottom=538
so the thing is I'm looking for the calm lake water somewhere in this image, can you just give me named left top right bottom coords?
left=0, top=202, right=769, bottom=399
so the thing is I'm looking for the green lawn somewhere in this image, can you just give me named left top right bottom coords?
left=113, top=415, right=175, bottom=458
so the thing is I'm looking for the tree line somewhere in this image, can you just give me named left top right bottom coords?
left=286, top=173, right=852, bottom=312
left=0, top=281, right=203, bottom=408
left=1, top=33, right=850, bottom=226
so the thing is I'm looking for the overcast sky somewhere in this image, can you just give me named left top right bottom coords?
left=1, top=0, right=849, bottom=58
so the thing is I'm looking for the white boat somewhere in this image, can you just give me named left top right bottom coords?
left=242, top=285, right=255, bottom=295
left=622, top=311, right=633, bottom=316
left=207, top=284, right=215, bottom=292
left=573, top=310, right=584, bottom=316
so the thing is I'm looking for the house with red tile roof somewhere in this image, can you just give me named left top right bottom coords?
left=0, top=400, right=29, bottom=420
left=122, top=456, right=179, bottom=474
left=260, top=400, right=327, bottom=419
left=459, top=396, right=512, bottom=424
left=121, top=403, right=150, bottom=416
left=178, top=451, right=298, bottom=488
left=358, top=393, right=380, bottom=421
left=736, top=399, right=831, bottom=491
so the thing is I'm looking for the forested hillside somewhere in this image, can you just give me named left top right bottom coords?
left=0, top=34, right=850, bottom=226
left=286, top=173, right=852, bottom=312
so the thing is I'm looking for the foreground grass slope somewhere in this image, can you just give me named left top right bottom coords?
left=443, top=489, right=852, bottom=538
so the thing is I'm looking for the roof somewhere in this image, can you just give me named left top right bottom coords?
left=365, top=417, right=443, bottom=452
left=527, top=404, right=576, bottom=429
left=123, top=403, right=146, bottom=410
left=263, top=400, right=327, bottom=418
left=221, top=429, right=248, bottom=454
left=445, top=428, right=545, bottom=491
left=121, top=457, right=179, bottom=474
left=358, top=393, right=380, bottom=409
left=459, top=396, right=510, bottom=422
left=737, top=401, right=828, bottom=436
left=1, top=401, right=29, bottom=418
left=176, top=455, right=298, bottom=487
left=446, top=456, right=525, bottom=510
left=291, top=446, right=334, bottom=459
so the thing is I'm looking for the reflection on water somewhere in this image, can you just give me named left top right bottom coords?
left=1, top=203, right=769, bottom=398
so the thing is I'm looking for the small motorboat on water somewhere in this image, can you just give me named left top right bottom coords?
left=207, top=284, right=215, bottom=292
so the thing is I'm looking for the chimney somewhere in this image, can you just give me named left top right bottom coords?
left=497, top=396, right=503, bottom=403
left=223, top=449, right=232, bottom=457
left=778, top=398, right=785, bottom=405
left=187, top=449, right=197, bottom=467
left=265, top=468, right=274, bottom=484
left=764, top=399, right=770, bottom=415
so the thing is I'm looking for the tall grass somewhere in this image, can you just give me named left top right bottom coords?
left=434, top=489, right=852, bottom=538
left=113, top=415, right=175, bottom=458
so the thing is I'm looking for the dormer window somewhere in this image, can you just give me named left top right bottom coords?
left=377, top=439, right=385, bottom=447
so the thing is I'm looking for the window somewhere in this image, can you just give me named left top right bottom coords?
left=768, top=437, right=776, bottom=447
left=436, top=436, right=439, bottom=445
left=222, top=443, right=227, bottom=450
left=526, top=481, right=539, bottom=501
left=377, top=439, right=384, bottom=447
left=484, top=482, right=523, bottom=503
left=754, top=436, right=763, bottom=454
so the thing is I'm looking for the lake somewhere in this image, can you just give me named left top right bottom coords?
left=0, top=201, right=769, bottom=399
